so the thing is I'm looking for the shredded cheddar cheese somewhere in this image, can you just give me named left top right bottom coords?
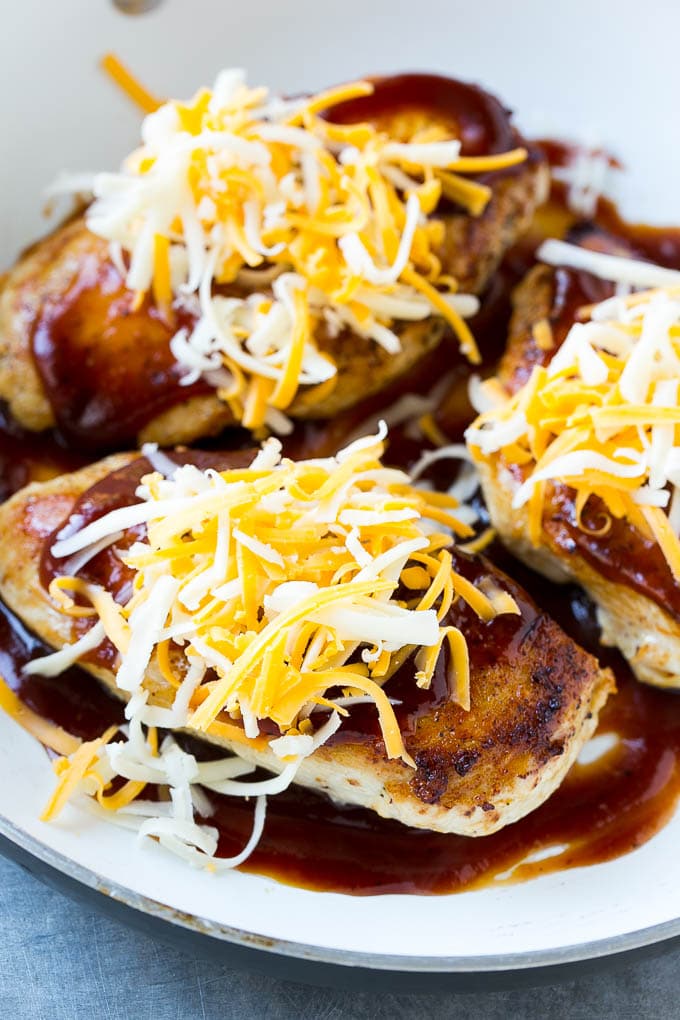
left=23, top=428, right=520, bottom=868
left=466, top=282, right=680, bottom=580
left=100, top=53, right=162, bottom=115
left=550, top=147, right=614, bottom=219
left=47, top=428, right=486, bottom=757
left=0, top=674, right=80, bottom=757
left=72, top=67, right=527, bottom=430
left=41, top=726, right=119, bottom=822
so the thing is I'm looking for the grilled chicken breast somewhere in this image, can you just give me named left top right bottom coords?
left=0, top=452, right=613, bottom=835
left=475, top=229, right=680, bottom=689
left=0, top=74, right=547, bottom=450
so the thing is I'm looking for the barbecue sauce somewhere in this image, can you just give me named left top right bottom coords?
left=27, top=225, right=214, bottom=449
left=326, top=72, right=522, bottom=162
left=4, top=136, right=680, bottom=895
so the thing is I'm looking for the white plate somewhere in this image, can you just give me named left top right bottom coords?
left=2, top=0, right=680, bottom=984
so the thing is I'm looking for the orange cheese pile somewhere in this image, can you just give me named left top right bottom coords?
left=466, top=286, right=680, bottom=578
left=20, top=431, right=523, bottom=867
left=83, top=67, right=527, bottom=431
left=43, top=430, right=521, bottom=767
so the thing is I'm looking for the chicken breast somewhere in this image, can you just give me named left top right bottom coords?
left=474, top=229, right=680, bottom=689
left=0, top=73, right=547, bottom=450
left=0, top=451, right=613, bottom=835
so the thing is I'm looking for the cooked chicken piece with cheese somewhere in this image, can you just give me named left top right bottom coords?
left=469, top=231, right=680, bottom=689
left=0, top=72, right=547, bottom=450
left=0, top=447, right=612, bottom=836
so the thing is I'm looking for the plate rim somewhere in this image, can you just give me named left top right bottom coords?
left=3, top=810, right=680, bottom=977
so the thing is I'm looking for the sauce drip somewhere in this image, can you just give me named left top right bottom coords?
left=31, top=237, right=212, bottom=449
left=544, top=484, right=680, bottom=623
left=0, top=599, right=124, bottom=742
left=539, top=139, right=680, bottom=269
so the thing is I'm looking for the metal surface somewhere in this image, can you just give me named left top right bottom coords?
left=111, top=0, right=163, bottom=14
left=2, top=813, right=680, bottom=992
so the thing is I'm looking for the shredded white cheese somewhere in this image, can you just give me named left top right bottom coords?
left=33, top=428, right=520, bottom=869
left=466, top=285, right=680, bottom=579
left=537, top=240, right=680, bottom=289
left=55, top=69, right=529, bottom=431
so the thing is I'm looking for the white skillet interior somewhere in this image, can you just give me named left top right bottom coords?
left=0, top=0, right=679, bottom=964
left=1, top=713, right=679, bottom=961
left=3, top=0, right=679, bottom=266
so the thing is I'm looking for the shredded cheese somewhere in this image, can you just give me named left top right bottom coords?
left=72, top=66, right=526, bottom=430
left=42, top=726, right=119, bottom=821
left=100, top=53, right=162, bottom=114
left=23, top=429, right=521, bottom=868
left=537, top=240, right=680, bottom=289
left=0, top=674, right=81, bottom=757
left=550, top=146, right=613, bottom=218
left=466, top=284, right=680, bottom=580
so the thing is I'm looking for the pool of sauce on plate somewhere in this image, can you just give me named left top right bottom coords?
left=7, top=539, right=680, bottom=895
left=5, top=137, right=680, bottom=894
left=0, top=405, right=88, bottom=503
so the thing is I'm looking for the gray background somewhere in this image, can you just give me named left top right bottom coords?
left=0, top=855, right=676, bottom=1019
